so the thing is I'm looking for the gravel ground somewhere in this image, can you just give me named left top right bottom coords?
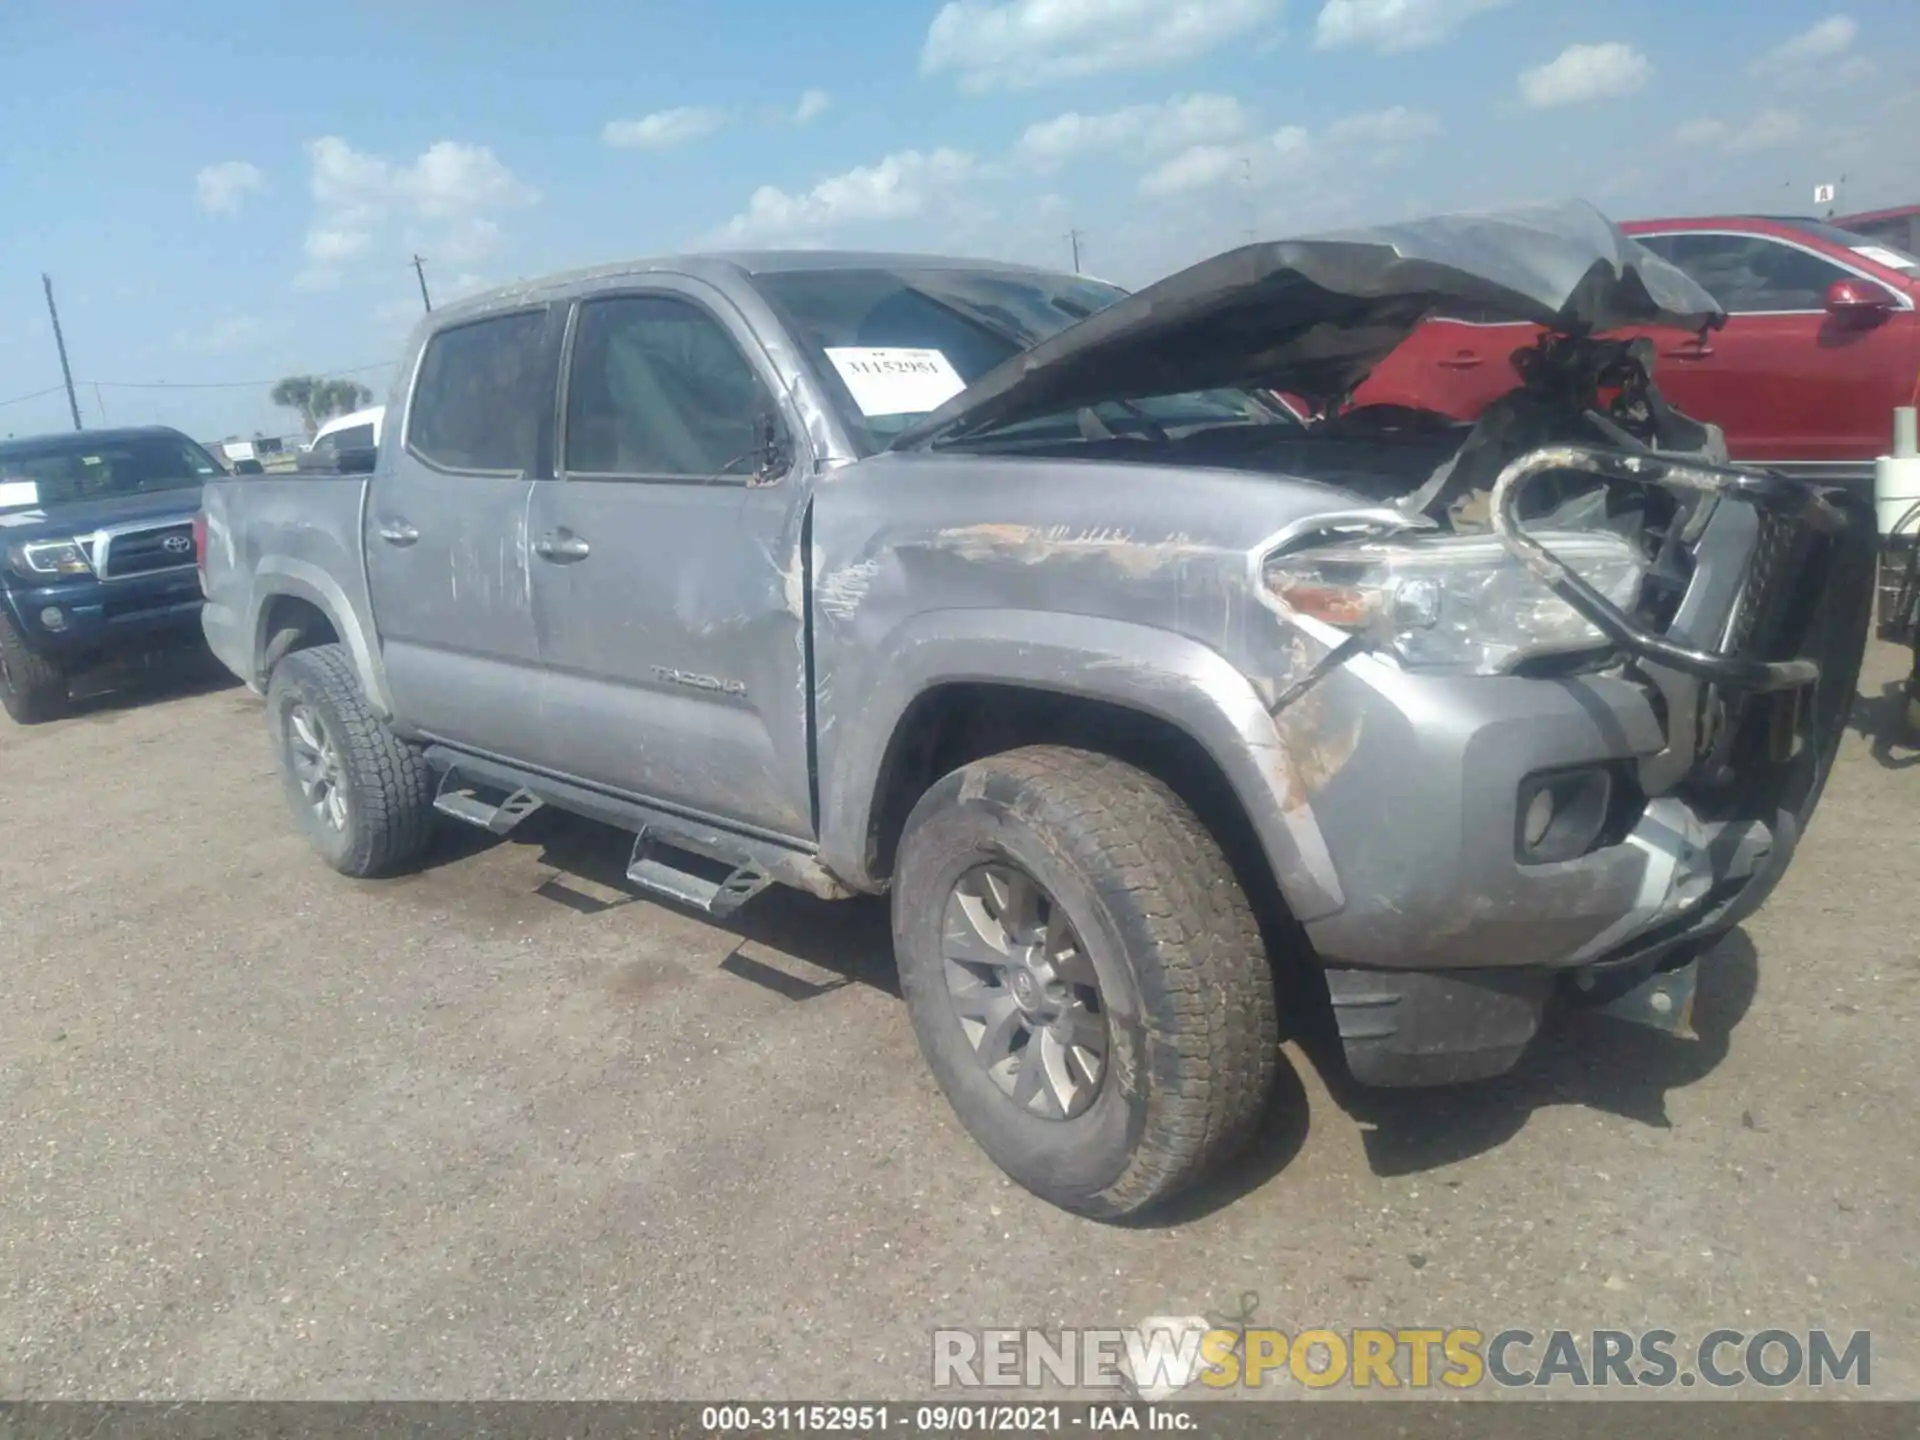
left=1, top=643, right=1916, bottom=1401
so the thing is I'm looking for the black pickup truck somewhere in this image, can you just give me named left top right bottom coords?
left=0, top=426, right=220, bottom=722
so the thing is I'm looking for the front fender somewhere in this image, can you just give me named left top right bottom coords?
left=250, top=558, right=393, bottom=717
left=818, top=608, right=1345, bottom=921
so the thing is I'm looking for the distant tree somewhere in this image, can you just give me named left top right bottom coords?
left=270, top=376, right=373, bottom=436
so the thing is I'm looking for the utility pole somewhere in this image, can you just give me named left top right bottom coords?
left=411, top=254, right=433, bottom=312
left=1066, top=229, right=1085, bottom=274
left=1240, top=156, right=1258, bottom=244
left=41, top=274, right=82, bottom=431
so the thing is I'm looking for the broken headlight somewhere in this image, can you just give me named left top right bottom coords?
left=1262, top=530, right=1645, bottom=675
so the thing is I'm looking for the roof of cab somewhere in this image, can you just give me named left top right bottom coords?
left=425, top=250, right=1073, bottom=326
left=0, top=425, right=194, bottom=459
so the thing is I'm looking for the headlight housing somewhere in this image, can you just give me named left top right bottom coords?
left=8, top=538, right=95, bottom=578
left=1262, top=529, right=1646, bottom=675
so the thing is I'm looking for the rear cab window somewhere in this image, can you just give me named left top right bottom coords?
left=405, top=309, right=552, bottom=473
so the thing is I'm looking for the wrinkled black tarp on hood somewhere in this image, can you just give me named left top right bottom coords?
left=895, top=200, right=1726, bottom=447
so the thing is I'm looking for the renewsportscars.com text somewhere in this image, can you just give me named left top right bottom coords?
left=933, top=1326, right=1872, bottom=1393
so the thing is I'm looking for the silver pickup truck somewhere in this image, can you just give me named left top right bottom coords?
left=199, top=201, right=1874, bottom=1218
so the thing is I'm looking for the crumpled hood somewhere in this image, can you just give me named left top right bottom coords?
left=895, top=199, right=1725, bottom=447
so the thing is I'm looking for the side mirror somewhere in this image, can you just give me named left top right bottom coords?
left=335, top=446, right=379, bottom=475
left=233, top=458, right=265, bottom=475
left=1826, top=278, right=1896, bottom=323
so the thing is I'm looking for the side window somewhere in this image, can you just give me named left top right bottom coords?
left=408, top=309, right=549, bottom=472
left=334, top=423, right=376, bottom=451
left=1638, top=233, right=1851, bottom=313
left=564, top=294, right=778, bottom=478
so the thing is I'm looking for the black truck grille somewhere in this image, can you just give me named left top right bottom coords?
left=103, top=523, right=195, bottom=578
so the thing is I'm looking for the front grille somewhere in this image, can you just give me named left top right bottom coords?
left=1723, top=511, right=1800, bottom=656
left=101, top=523, right=195, bottom=578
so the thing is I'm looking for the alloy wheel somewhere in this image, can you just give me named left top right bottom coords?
left=941, top=862, right=1109, bottom=1120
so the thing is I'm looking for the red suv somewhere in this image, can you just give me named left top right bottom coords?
left=1359, top=214, right=1920, bottom=487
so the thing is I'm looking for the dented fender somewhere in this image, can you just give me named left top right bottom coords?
left=816, top=608, right=1346, bottom=920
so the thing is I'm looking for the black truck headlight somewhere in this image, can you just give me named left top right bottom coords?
left=9, top=538, right=95, bottom=577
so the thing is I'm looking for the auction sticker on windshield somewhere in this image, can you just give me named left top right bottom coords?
left=825, top=347, right=967, bottom=418
left=0, top=480, right=40, bottom=510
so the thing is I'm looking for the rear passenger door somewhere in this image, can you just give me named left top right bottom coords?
left=525, top=282, right=815, bottom=839
left=365, top=306, right=559, bottom=758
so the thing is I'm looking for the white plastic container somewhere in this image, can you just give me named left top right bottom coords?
left=1877, top=406, right=1920, bottom=538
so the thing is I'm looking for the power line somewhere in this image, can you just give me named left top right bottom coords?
left=0, top=384, right=71, bottom=411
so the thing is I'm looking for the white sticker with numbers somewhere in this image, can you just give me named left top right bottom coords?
left=824, top=347, right=967, bottom=417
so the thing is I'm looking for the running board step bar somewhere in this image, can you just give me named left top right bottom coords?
left=432, top=768, right=545, bottom=835
left=627, top=829, right=771, bottom=919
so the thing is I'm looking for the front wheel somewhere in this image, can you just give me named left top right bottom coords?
left=0, top=614, right=69, bottom=724
left=892, top=746, right=1279, bottom=1219
left=265, top=643, right=436, bottom=877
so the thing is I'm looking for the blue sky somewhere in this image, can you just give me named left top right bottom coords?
left=2, top=0, right=1916, bottom=441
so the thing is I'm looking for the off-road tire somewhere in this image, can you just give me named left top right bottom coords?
left=893, top=745, right=1279, bottom=1220
left=0, top=613, right=69, bottom=724
left=266, top=643, right=436, bottom=877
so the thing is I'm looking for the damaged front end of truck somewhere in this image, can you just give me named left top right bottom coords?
left=896, top=201, right=1877, bottom=1084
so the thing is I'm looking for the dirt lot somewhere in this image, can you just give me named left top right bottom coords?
left=2, top=644, right=1917, bottom=1401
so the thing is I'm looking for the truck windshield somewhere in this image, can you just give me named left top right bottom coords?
left=751, top=266, right=1283, bottom=454
left=0, top=433, right=221, bottom=511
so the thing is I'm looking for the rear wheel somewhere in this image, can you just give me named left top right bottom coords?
left=266, top=644, right=436, bottom=877
left=0, top=614, right=69, bottom=724
left=892, top=745, right=1279, bottom=1220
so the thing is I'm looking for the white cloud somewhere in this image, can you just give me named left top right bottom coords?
left=1519, top=42, right=1651, bottom=108
left=922, top=0, right=1284, bottom=91
left=794, top=89, right=832, bottom=124
left=297, top=137, right=536, bottom=289
left=603, top=107, right=731, bottom=150
left=1314, top=0, right=1513, bottom=52
left=1139, top=106, right=1441, bottom=196
left=712, top=149, right=981, bottom=246
left=1139, top=145, right=1244, bottom=198
left=1016, top=94, right=1252, bottom=171
left=1748, top=15, right=1871, bottom=86
left=1750, top=15, right=1856, bottom=75
left=1324, top=105, right=1442, bottom=151
left=1673, top=109, right=1805, bottom=155
left=196, top=160, right=264, bottom=215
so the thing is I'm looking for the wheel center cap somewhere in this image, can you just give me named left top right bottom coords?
left=1010, top=969, right=1041, bottom=1009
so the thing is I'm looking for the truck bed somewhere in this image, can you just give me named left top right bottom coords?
left=199, top=474, right=378, bottom=696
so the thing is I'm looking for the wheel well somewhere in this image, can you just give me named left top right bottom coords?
left=868, top=681, right=1300, bottom=925
left=257, top=595, right=340, bottom=682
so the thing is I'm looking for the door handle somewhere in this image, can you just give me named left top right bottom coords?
left=1438, top=352, right=1483, bottom=370
left=534, top=532, right=591, bottom=562
left=377, top=520, right=419, bottom=546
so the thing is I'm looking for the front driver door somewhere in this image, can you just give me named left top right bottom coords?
left=365, top=305, right=558, bottom=759
left=525, top=283, right=813, bottom=839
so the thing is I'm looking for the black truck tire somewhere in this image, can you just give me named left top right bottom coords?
left=892, top=745, right=1279, bottom=1220
left=0, top=614, right=70, bottom=724
left=265, top=643, right=436, bottom=878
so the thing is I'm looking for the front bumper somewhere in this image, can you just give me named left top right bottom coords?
left=1298, top=663, right=1785, bottom=974
left=1282, top=446, right=1875, bottom=1086
left=5, top=568, right=205, bottom=662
